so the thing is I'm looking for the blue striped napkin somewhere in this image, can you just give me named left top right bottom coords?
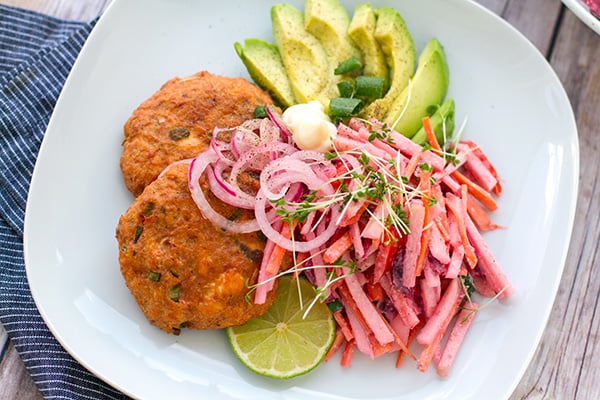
left=0, top=5, right=128, bottom=399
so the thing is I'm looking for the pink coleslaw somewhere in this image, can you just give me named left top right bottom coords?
left=187, top=105, right=514, bottom=376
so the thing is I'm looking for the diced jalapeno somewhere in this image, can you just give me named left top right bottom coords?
left=168, top=127, right=190, bottom=141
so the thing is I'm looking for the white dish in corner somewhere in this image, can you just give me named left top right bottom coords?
left=24, top=0, right=579, bottom=399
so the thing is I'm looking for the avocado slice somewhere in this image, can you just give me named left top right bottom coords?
left=234, top=39, right=296, bottom=108
left=411, top=98, right=456, bottom=145
left=385, top=38, right=450, bottom=137
left=348, top=3, right=389, bottom=90
left=304, top=0, right=362, bottom=99
left=271, top=3, right=330, bottom=105
left=360, top=7, right=416, bottom=121
left=304, top=0, right=361, bottom=66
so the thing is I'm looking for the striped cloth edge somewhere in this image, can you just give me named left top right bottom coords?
left=0, top=4, right=129, bottom=399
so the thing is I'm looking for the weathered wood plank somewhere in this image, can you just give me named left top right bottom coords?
left=0, top=342, right=43, bottom=400
left=501, top=0, right=563, bottom=55
left=509, top=6, right=600, bottom=400
left=478, top=0, right=564, bottom=56
left=476, top=0, right=508, bottom=15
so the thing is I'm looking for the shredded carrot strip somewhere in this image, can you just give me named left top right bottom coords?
left=341, top=297, right=375, bottom=358
left=417, top=278, right=462, bottom=346
left=265, top=221, right=295, bottom=274
left=415, top=169, right=432, bottom=277
left=452, top=170, right=498, bottom=211
left=381, top=313, right=414, bottom=358
left=396, top=324, right=420, bottom=368
left=446, top=192, right=477, bottom=269
left=434, top=218, right=450, bottom=241
left=417, top=342, right=439, bottom=372
left=466, top=193, right=502, bottom=231
left=372, top=239, right=398, bottom=283
left=422, top=116, right=442, bottom=153
left=403, top=151, right=421, bottom=180
left=461, top=139, right=502, bottom=195
left=336, top=284, right=371, bottom=334
left=460, top=185, right=478, bottom=268
left=415, top=205, right=430, bottom=277
left=436, top=301, right=479, bottom=377
left=323, top=231, right=353, bottom=264
left=333, top=309, right=354, bottom=342
left=341, top=340, right=356, bottom=367
left=416, top=297, right=463, bottom=372
left=324, top=329, right=346, bottom=362
left=367, top=333, right=394, bottom=358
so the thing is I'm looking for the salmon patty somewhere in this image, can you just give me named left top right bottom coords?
left=116, top=163, right=277, bottom=334
left=121, top=71, right=274, bottom=196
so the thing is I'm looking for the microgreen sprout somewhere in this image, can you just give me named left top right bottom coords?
left=458, top=276, right=510, bottom=323
left=459, top=274, right=476, bottom=301
left=269, top=143, right=432, bottom=243
left=368, top=123, right=395, bottom=145
left=390, top=79, right=412, bottom=132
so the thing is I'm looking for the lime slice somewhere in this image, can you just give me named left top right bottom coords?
left=226, top=276, right=336, bottom=379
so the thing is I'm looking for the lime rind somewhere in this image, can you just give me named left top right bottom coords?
left=226, top=276, right=336, bottom=379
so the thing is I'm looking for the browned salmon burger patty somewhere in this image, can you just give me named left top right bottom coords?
left=116, top=163, right=277, bottom=334
left=120, top=71, right=274, bottom=196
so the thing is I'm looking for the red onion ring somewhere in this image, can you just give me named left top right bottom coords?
left=188, top=151, right=260, bottom=233
left=266, top=105, right=292, bottom=139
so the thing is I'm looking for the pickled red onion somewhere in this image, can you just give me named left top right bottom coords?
left=188, top=151, right=260, bottom=233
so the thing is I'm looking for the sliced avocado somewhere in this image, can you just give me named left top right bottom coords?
left=385, top=38, right=450, bottom=137
left=360, top=7, right=416, bottom=121
left=411, top=98, right=456, bottom=145
left=348, top=3, right=389, bottom=90
left=271, top=4, right=330, bottom=104
left=304, top=0, right=362, bottom=99
left=304, top=0, right=361, bottom=66
left=234, top=39, right=296, bottom=108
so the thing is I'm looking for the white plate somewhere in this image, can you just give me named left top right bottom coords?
left=24, top=0, right=579, bottom=399
left=562, top=0, right=600, bottom=35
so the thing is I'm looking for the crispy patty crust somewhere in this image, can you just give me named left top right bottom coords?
left=121, top=71, right=274, bottom=196
left=116, top=163, right=276, bottom=334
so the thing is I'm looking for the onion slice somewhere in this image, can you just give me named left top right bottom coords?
left=266, top=105, right=292, bottom=139
left=188, top=151, right=260, bottom=233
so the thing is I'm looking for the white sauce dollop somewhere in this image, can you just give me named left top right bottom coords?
left=282, top=101, right=337, bottom=153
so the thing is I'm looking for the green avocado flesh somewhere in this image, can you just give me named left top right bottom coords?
left=271, top=3, right=330, bottom=105
left=348, top=3, right=389, bottom=90
left=384, top=38, right=450, bottom=138
left=360, top=7, right=416, bottom=121
left=234, top=38, right=296, bottom=108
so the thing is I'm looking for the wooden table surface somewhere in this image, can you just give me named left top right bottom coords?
left=0, top=0, right=598, bottom=399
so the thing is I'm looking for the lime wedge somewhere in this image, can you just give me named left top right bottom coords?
left=226, top=276, right=336, bottom=379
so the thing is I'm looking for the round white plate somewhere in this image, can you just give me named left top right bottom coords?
left=562, top=0, right=600, bottom=35
left=24, top=0, right=579, bottom=399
